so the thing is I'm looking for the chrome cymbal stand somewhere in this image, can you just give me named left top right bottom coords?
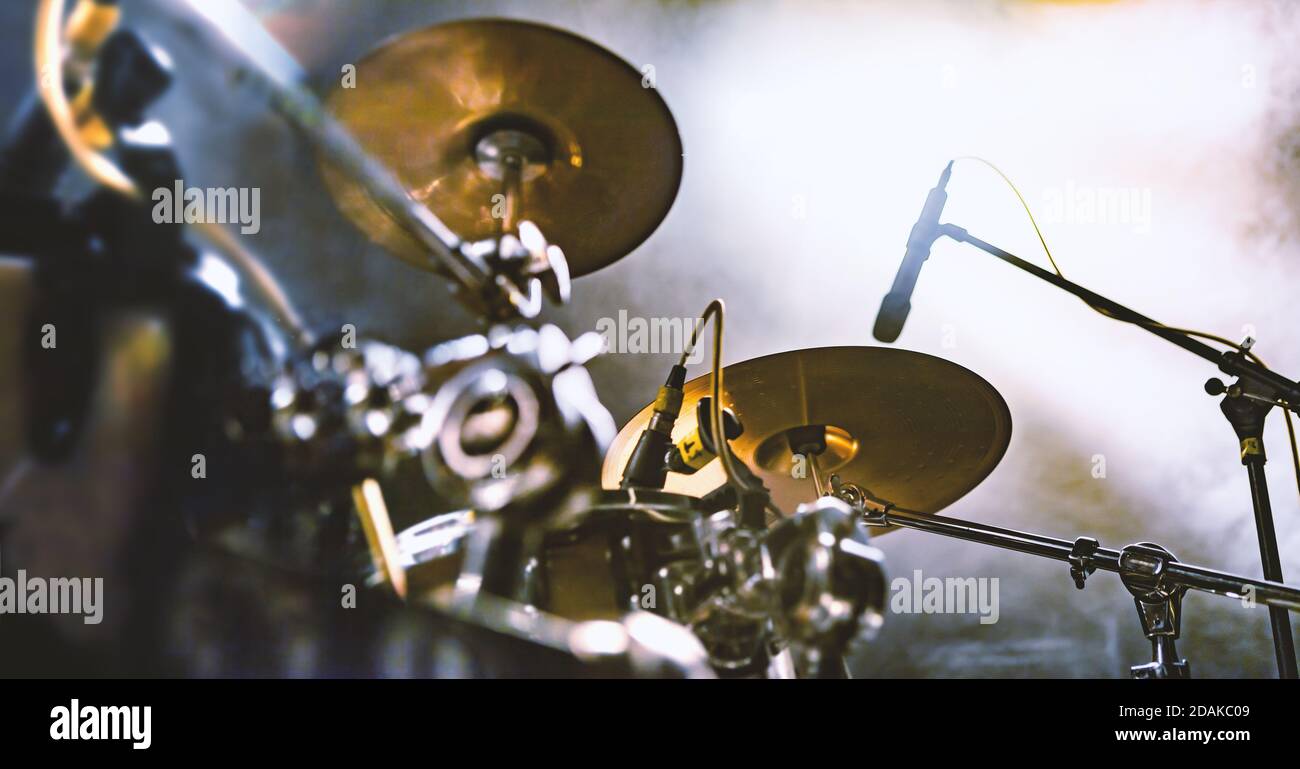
left=839, top=490, right=1300, bottom=676
left=1118, top=543, right=1190, bottom=679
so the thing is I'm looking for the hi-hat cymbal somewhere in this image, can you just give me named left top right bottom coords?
left=601, top=347, right=1012, bottom=524
left=318, top=19, right=683, bottom=277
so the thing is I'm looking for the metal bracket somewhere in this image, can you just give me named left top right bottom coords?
left=1067, top=537, right=1099, bottom=589
left=1119, top=542, right=1191, bottom=680
left=828, top=474, right=890, bottom=527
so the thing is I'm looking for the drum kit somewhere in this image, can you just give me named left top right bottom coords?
left=3, top=2, right=1299, bottom=678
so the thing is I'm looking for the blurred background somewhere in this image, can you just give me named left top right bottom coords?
left=2, top=0, right=1299, bottom=677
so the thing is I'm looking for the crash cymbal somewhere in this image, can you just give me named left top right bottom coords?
left=601, top=347, right=1011, bottom=524
left=318, top=19, right=683, bottom=277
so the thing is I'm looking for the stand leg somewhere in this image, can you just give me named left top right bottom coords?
left=1244, top=461, right=1299, bottom=678
left=1221, top=391, right=1299, bottom=679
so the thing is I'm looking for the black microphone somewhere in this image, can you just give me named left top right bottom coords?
left=619, top=363, right=688, bottom=489
left=872, top=161, right=953, bottom=343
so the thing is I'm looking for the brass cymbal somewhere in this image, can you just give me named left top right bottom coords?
left=601, top=347, right=1012, bottom=525
left=318, top=19, right=683, bottom=277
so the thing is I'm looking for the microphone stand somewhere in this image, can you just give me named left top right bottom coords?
left=933, top=222, right=1299, bottom=678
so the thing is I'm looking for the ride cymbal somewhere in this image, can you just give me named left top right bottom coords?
left=319, top=19, right=683, bottom=277
left=601, top=347, right=1012, bottom=524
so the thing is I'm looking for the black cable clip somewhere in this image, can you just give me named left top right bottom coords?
left=1068, top=537, right=1099, bottom=589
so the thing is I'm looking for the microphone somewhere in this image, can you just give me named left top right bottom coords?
left=665, top=397, right=742, bottom=475
left=619, top=363, right=688, bottom=489
left=872, top=161, right=953, bottom=343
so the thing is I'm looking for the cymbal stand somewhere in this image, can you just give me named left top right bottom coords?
left=860, top=501, right=1300, bottom=610
left=787, top=424, right=828, bottom=498
left=933, top=221, right=1299, bottom=678
left=1120, top=543, right=1190, bottom=679
left=837, top=493, right=1300, bottom=675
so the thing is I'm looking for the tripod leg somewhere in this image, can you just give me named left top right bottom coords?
left=1220, top=390, right=1299, bottom=678
left=1244, top=461, right=1299, bottom=678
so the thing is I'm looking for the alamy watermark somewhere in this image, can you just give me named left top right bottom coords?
left=50, top=699, right=151, bottom=750
left=594, top=310, right=705, bottom=363
left=151, top=180, right=261, bottom=235
left=1042, top=180, right=1152, bottom=234
left=890, top=569, right=999, bottom=624
left=0, top=556, right=103, bottom=625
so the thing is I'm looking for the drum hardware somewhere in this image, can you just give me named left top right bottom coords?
left=1119, top=543, right=1190, bottom=680
left=787, top=423, right=835, bottom=498
left=844, top=493, right=1300, bottom=611
left=260, top=323, right=618, bottom=609
left=664, top=495, right=887, bottom=677
left=13, top=1, right=312, bottom=516
left=876, top=162, right=1300, bottom=676
left=667, top=509, right=775, bottom=673
left=271, top=326, right=603, bottom=477
left=697, top=459, right=773, bottom=532
left=449, top=516, right=544, bottom=610
left=394, top=510, right=476, bottom=568
left=827, top=474, right=885, bottom=526
left=531, top=489, right=706, bottom=621
left=600, top=301, right=778, bottom=672
left=266, top=336, right=425, bottom=483
left=831, top=488, right=1300, bottom=678
left=17, top=0, right=619, bottom=658
left=353, top=478, right=407, bottom=599
left=474, top=472, right=888, bottom=675
left=351, top=470, right=715, bottom=678
left=406, top=325, right=615, bottom=515
left=374, top=509, right=548, bottom=607
left=1067, top=537, right=1100, bottom=590
left=763, top=496, right=887, bottom=677
left=577, top=484, right=886, bottom=674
